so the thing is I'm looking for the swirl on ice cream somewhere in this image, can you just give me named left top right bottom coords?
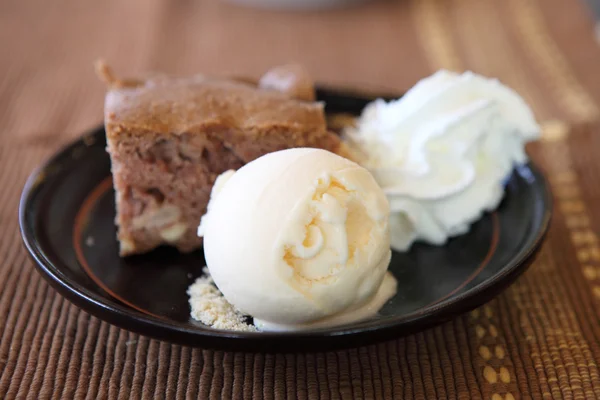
left=198, top=148, right=396, bottom=331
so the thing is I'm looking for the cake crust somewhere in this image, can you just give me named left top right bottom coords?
left=98, top=62, right=343, bottom=256
left=105, top=76, right=327, bottom=136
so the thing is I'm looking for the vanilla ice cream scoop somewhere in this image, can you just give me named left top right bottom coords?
left=198, top=148, right=396, bottom=331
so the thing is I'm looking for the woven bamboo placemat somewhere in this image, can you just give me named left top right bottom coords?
left=2, top=0, right=600, bottom=398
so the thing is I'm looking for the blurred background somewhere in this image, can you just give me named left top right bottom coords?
left=1, top=0, right=599, bottom=144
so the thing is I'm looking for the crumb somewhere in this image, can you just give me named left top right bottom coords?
left=86, top=236, right=95, bottom=246
left=83, top=134, right=96, bottom=146
left=187, top=273, right=193, bottom=279
left=94, top=59, right=143, bottom=89
left=187, top=267, right=257, bottom=332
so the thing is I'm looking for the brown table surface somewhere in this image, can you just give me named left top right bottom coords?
left=3, top=0, right=600, bottom=398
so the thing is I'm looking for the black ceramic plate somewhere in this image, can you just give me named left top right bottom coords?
left=20, top=87, right=551, bottom=352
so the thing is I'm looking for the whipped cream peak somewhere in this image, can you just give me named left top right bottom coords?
left=357, top=70, right=538, bottom=139
left=345, top=70, right=540, bottom=251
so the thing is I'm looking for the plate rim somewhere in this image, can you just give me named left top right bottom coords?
left=19, top=112, right=553, bottom=352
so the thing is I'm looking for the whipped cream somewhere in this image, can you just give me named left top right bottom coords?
left=344, top=70, right=540, bottom=251
left=198, top=148, right=396, bottom=331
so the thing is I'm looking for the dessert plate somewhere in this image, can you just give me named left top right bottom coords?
left=20, top=88, right=551, bottom=352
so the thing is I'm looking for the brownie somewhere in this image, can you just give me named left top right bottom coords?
left=96, top=62, right=345, bottom=256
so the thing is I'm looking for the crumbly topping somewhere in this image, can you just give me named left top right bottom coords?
left=98, top=61, right=327, bottom=135
left=187, top=267, right=257, bottom=332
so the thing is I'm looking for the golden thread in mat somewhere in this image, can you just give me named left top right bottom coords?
left=509, top=249, right=590, bottom=398
left=411, top=0, right=463, bottom=72
left=491, top=393, right=515, bottom=400
left=507, top=0, right=599, bottom=123
left=553, top=170, right=600, bottom=301
left=537, top=128, right=600, bottom=399
left=471, top=304, right=515, bottom=399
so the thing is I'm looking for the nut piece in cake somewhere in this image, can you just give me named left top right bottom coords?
left=96, top=61, right=344, bottom=256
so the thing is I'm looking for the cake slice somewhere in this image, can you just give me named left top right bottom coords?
left=96, top=62, right=345, bottom=256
